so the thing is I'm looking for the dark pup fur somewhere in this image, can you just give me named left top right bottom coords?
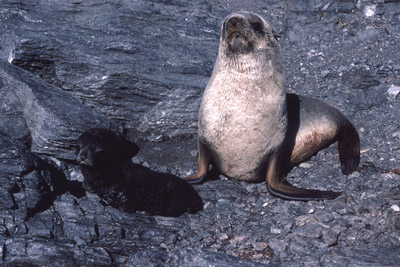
left=77, top=128, right=203, bottom=217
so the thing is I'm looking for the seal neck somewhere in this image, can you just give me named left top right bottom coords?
left=214, top=52, right=285, bottom=91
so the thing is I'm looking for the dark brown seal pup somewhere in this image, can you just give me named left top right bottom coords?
left=77, top=128, right=203, bottom=216
left=185, top=11, right=360, bottom=201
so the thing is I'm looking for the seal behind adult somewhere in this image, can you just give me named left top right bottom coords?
left=185, top=11, right=360, bottom=201
left=77, top=128, right=203, bottom=216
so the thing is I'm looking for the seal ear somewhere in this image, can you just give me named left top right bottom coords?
left=121, top=138, right=140, bottom=159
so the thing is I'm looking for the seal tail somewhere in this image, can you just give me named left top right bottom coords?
left=337, top=119, right=360, bottom=175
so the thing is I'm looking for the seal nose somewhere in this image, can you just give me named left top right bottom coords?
left=230, top=17, right=239, bottom=27
left=226, top=16, right=244, bottom=29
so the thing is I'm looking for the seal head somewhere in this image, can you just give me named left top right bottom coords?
left=223, top=12, right=277, bottom=56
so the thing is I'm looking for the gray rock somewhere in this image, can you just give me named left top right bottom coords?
left=321, top=248, right=400, bottom=267
left=387, top=85, right=400, bottom=98
left=0, top=61, right=118, bottom=160
left=321, top=229, right=340, bottom=247
left=269, top=238, right=288, bottom=258
left=0, top=132, right=76, bottom=226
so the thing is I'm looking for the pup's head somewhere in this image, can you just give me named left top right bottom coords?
left=77, top=128, right=139, bottom=170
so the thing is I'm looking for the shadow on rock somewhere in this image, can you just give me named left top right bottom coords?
left=0, top=131, right=85, bottom=221
left=77, top=128, right=203, bottom=217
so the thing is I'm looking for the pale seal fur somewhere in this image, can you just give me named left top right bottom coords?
left=185, top=11, right=360, bottom=200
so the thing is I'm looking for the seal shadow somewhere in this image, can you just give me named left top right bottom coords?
left=281, top=93, right=301, bottom=175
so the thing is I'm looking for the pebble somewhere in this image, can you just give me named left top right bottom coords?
left=392, top=131, right=400, bottom=138
left=387, top=85, right=400, bottom=98
left=269, top=238, right=288, bottom=257
left=294, top=222, right=323, bottom=238
left=270, top=228, right=281, bottom=234
left=321, top=229, right=339, bottom=247
left=391, top=205, right=400, bottom=212
left=364, top=5, right=376, bottom=17
left=296, top=215, right=315, bottom=226
left=253, top=242, right=269, bottom=251
left=321, top=70, right=330, bottom=77
left=142, top=162, right=150, bottom=168
left=299, top=163, right=311, bottom=168
left=217, top=233, right=229, bottom=241
left=289, top=241, right=309, bottom=255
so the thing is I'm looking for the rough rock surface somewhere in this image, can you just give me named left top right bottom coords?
left=0, top=0, right=399, bottom=266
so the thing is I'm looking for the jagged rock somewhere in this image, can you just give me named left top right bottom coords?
left=0, top=131, right=83, bottom=237
left=0, top=60, right=118, bottom=160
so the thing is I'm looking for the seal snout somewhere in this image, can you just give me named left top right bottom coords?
left=226, top=16, right=241, bottom=28
left=77, top=149, right=90, bottom=166
left=223, top=15, right=254, bottom=54
left=222, top=12, right=268, bottom=55
left=76, top=146, right=95, bottom=166
left=224, top=15, right=246, bottom=37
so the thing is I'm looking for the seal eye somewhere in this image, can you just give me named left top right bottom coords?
left=251, top=22, right=263, bottom=35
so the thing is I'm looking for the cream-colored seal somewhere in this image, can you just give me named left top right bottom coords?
left=185, top=11, right=360, bottom=200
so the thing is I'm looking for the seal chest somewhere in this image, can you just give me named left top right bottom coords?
left=198, top=12, right=287, bottom=182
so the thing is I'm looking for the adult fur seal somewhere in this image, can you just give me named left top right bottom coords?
left=185, top=11, right=360, bottom=201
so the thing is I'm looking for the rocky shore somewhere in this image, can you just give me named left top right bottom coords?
left=0, top=0, right=399, bottom=266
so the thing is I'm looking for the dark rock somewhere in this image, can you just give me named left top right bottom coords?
left=0, top=131, right=79, bottom=233
left=0, top=60, right=118, bottom=160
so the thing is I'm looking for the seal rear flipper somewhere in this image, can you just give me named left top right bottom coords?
left=267, top=178, right=342, bottom=201
left=338, top=120, right=360, bottom=175
left=184, top=173, right=208, bottom=184
left=266, top=149, right=341, bottom=201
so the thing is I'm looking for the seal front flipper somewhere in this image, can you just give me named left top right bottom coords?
left=338, top=119, right=360, bottom=175
left=266, top=149, right=342, bottom=201
left=184, top=142, right=211, bottom=184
